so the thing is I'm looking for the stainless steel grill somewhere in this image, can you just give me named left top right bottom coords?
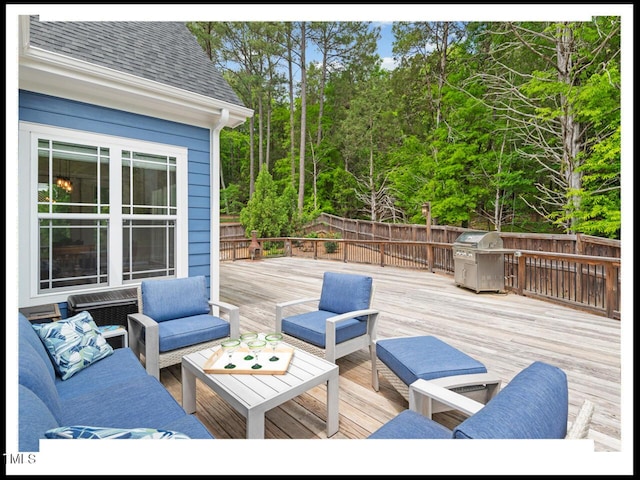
left=453, top=231, right=506, bottom=293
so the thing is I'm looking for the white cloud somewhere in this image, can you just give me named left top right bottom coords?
left=380, top=56, right=398, bottom=71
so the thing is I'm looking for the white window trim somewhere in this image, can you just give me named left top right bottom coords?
left=18, top=121, right=189, bottom=307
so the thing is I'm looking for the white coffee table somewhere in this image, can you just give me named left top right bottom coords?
left=181, top=343, right=339, bottom=439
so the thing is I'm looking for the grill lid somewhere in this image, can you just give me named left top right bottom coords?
left=453, top=231, right=503, bottom=249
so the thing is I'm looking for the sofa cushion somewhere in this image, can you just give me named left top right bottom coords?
left=453, top=361, right=568, bottom=439
left=54, top=348, right=149, bottom=400
left=59, top=375, right=191, bottom=428
left=45, top=425, right=190, bottom=439
left=281, top=310, right=367, bottom=348
left=157, top=314, right=230, bottom=352
left=376, top=336, right=488, bottom=386
left=33, top=311, right=114, bottom=380
left=368, top=409, right=452, bottom=439
left=19, top=385, right=60, bottom=452
left=141, top=276, right=210, bottom=322
left=318, top=272, right=372, bottom=319
left=19, top=339, right=63, bottom=423
left=19, top=312, right=56, bottom=381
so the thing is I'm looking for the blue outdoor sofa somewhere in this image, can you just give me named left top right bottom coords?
left=18, top=311, right=214, bottom=452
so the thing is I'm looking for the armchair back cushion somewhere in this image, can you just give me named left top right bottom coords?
left=141, top=276, right=210, bottom=322
left=453, top=361, right=568, bottom=439
left=318, top=272, right=372, bottom=319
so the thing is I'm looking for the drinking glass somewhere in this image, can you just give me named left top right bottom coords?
left=265, top=333, right=283, bottom=361
left=246, top=339, right=266, bottom=370
left=220, top=338, right=240, bottom=369
left=240, top=332, right=258, bottom=360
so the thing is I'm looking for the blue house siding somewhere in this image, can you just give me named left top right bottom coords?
left=19, top=90, right=215, bottom=302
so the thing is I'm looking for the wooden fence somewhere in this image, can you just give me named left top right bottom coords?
left=219, top=214, right=621, bottom=319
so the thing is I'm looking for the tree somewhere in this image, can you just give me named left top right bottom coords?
left=297, top=22, right=308, bottom=214
left=339, top=70, right=402, bottom=221
left=188, top=19, right=620, bottom=238
left=239, top=167, right=292, bottom=238
left=479, top=19, right=621, bottom=235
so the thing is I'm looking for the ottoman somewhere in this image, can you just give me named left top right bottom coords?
left=372, top=335, right=501, bottom=417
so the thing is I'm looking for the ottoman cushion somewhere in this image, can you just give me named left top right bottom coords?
left=376, top=336, right=487, bottom=386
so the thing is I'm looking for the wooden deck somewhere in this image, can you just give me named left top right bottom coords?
left=160, top=257, right=624, bottom=458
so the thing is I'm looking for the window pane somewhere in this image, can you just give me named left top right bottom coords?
left=123, top=219, right=175, bottom=280
left=39, top=219, right=108, bottom=291
left=122, top=151, right=177, bottom=215
left=37, top=139, right=110, bottom=214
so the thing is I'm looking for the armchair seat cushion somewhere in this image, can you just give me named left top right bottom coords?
left=368, top=409, right=452, bottom=439
left=376, top=336, right=487, bottom=386
left=281, top=310, right=367, bottom=348
left=155, top=314, right=231, bottom=352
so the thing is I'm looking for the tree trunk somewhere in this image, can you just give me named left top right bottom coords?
left=298, top=22, right=307, bottom=213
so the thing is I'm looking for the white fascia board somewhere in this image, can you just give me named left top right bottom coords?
left=19, top=45, right=253, bottom=129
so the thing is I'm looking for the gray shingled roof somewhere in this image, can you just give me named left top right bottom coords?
left=29, top=16, right=245, bottom=108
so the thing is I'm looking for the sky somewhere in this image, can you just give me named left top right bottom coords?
left=375, top=22, right=397, bottom=70
left=6, top=3, right=633, bottom=476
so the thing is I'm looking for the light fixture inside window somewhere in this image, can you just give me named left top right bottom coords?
left=56, top=176, right=73, bottom=193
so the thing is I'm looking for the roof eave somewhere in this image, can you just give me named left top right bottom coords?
left=19, top=45, right=253, bottom=129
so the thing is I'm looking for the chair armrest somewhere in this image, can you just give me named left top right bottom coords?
left=325, top=309, right=380, bottom=362
left=276, top=297, right=320, bottom=309
left=566, top=399, right=595, bottom=439
left=409, top=378, right=485, bottom=418
left=208, top=300, right=240, bottom=338
left=127, top=313, right=160, bottom=379
left=326, top=308, right=379, bottom=325
left=275, top=297, right=320, bottom=332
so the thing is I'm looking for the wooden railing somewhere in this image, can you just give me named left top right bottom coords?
left=220, top=237, right=621, bottom=320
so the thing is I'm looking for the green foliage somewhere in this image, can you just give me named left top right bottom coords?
left=198, top=19, right=621, bottom=239
left=220, top=184, right=244, bottom=215
left=321, top=231, right=340, bottom=253
left=239, top=168, right=304, bottom=238
left=304, top=231, right=341, bottom=253
left=239, top=168, right=282, bottom=238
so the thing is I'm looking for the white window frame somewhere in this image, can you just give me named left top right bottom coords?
left=18, top=122, right=189, bottom=307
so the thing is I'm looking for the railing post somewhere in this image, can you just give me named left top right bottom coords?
left=517, top=254, right=526, bottom=295
left=605, top=262, right=616, bottom=318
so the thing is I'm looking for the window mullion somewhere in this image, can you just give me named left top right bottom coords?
left=108, top=147, right=123, bottom=286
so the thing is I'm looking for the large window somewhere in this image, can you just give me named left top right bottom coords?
left=20, top=123, right=188, bottom=303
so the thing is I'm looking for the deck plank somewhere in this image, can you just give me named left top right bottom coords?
left=161, top=257, right=623, bottom=454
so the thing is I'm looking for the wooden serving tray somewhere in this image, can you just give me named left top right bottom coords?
left=203, top=345, right=295, bottom=375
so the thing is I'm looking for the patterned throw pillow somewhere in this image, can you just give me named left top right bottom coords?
left=45, top=425, right=190, bottom=439
left=33, top=311, right=114, bottom=380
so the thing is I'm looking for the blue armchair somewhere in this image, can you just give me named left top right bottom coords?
left=369, top=361, right=595, bottom=440
left=275, top=271, right=379, bottom=368
left=127, top=275, right=240, bottom=379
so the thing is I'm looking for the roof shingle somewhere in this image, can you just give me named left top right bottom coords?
left=29, top=16, right=244, bottom=108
